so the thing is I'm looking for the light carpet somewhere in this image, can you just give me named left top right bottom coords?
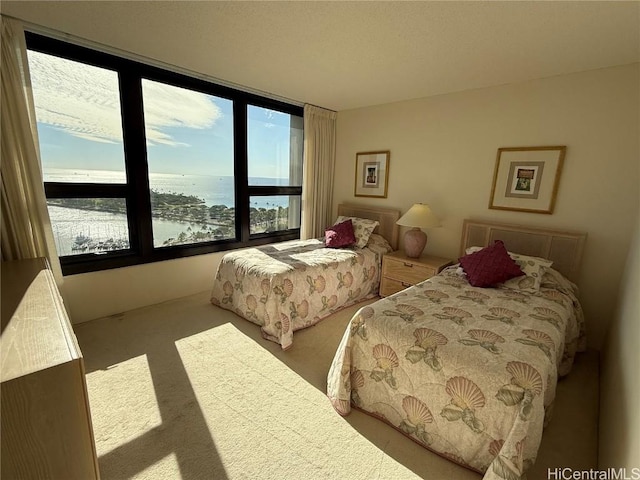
left=74, top=291, right=598, bottom=479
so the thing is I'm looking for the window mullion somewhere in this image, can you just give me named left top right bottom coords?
left=119, top=71, right=153, bottom=257
left=44, top=183, right=128, bottom=198
left=247, top=186, right=303, bottom=196
left=234, top=101, right=250, bottom=243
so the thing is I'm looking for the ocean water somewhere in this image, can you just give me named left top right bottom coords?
left=46, top=168, right=295, bottom=255
left=44, top=168, right=292, bottom=208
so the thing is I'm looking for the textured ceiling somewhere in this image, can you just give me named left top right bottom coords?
left=2, top=1, right=639, bottom=111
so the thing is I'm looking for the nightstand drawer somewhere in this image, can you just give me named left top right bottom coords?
left=380, top=277, right=413, bottom=297
left=383, top=257, right=436, bottom=284
left=379, top=252, right=453, bottom=298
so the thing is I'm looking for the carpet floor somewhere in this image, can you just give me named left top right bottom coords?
left=74, top=291, right=598, bottom=479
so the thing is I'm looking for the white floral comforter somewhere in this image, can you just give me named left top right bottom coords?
left=210, top=235, right=392, bottom=349
left=327, top=266, right=585, bottom=479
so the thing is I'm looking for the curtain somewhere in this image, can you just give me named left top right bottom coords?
left=300, top=104, right=337, bottom=239
left=1, top=16, right=63, bottom=283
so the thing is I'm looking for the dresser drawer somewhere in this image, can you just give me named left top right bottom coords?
left=383, top=257, right=437, bottom=284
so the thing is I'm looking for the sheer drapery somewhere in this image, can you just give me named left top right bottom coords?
left=1, top=16, right=63, bottom=283
left=300, top=104, right=337, bottom=239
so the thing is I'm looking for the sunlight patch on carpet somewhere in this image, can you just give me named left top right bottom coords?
left=86, top=354, right=163, bottom=454
left=174, top=323, right=422, bottom=479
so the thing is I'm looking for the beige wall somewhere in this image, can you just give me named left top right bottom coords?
left=62, top=252, right=224, bottom=323
left=334, top=63, right=639, bottom=350
left=599, top=218, right=640, bottom=468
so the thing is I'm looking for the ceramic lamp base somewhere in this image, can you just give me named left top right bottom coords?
left=403, top=228, right=427, bottom=258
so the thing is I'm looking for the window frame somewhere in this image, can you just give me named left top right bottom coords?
left=26, top=32, right=303, bottom=276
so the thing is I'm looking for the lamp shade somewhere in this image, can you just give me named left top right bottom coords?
left=396, top=204, right=441, bottom=229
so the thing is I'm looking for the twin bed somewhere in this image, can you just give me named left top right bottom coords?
left=210, top=204, right=400, bottom=350
left=327, top=219, right=587, bottom=480
left=210, top=212, right=587, bottom=479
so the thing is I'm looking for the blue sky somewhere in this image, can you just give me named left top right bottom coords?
left=28, top=50, right=298, bottom=179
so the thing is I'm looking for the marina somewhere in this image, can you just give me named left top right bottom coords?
left=45, top=170, right=295, bottom=256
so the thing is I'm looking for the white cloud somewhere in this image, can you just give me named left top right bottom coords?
left=28, top=50, right=222, bottom=147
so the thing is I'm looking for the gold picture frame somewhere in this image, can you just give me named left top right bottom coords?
left=354, top=150, right=390, bottom=198
left=489, top=146, right=566, bottom=214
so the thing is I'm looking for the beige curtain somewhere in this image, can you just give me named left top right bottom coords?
left=301, top=104, right=337, bottom=239
left=1, top=16, right=63, bottom=283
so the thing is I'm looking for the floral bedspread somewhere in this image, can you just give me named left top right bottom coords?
left=327, top=266, right=585, bottom=479
left=210, top=235, right=392, bottom=349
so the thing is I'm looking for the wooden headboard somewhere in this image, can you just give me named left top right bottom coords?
left=460, top=219, right=587, bottom=283
left=337, top=204, right=400, bottom=250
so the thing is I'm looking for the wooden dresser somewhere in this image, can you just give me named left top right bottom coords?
left=1, top=258, right=100, bottom=479
left=380, top=250, right=453, bottom=297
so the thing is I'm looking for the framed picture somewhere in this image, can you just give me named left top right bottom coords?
left=354, top=150, right=390, bottom=198
left=489, top=146, right=566, bottom=214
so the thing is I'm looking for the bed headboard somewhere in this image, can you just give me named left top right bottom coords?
left=337, top=204, right=400, bottom=250
left=460, top=219, right=587, bottom=283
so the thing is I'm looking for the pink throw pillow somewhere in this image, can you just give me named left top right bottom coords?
left=458, top=240, right=524, bottom=287
left=325, top=219, right=356, bottom=248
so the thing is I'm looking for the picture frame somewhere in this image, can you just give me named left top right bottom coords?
left=354, top=150, right=390, bottom=198
left=489, top=146, right=566, bottom=214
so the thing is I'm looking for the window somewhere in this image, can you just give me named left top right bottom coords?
left=26, top=33, right=303, bottom=275
left=141, top=79, right=236, bottom=247
left=247, top=105, right=303, bottom=235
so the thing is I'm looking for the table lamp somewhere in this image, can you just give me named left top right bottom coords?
left=396, top=203, right=441, bottom=258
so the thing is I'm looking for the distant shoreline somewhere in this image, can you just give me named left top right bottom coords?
left=47, top=203, right=282, bottom=228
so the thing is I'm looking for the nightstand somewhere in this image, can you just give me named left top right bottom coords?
left=380, top=251, right=453, bottom=297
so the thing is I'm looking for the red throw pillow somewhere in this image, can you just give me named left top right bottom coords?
left=458, top=240, right=524, bottom=287
left=325, top=219, right=356, bottom=248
